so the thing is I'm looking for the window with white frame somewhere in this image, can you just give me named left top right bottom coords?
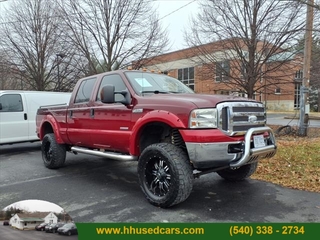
left=177, top=67, right=194, bottom=90
left=214, top=90, right=230, bottom=95
left=294, top=82, right=301, bottom=109
left=295, top=69, right=303, bottom=80
left=215, top=61, right=230, bottom=82
left=240, top=62, right=247, bottom=80
left=254, top=92, right=262, bottom=102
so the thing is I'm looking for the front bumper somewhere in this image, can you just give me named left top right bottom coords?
left=184, top=127, right=277, bottom=169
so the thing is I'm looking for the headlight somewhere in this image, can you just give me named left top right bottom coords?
left=189, top=108, right=218, bottom=128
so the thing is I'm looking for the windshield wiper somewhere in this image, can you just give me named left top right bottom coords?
left=141, top=90, right=170, bottom=94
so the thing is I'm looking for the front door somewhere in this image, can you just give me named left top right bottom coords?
left=91, top=74, right=132, bottom=153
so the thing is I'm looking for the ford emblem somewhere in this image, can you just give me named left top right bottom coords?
left=248, top=115, right=257, bottom=123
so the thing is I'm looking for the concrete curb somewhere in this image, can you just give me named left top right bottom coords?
left=284, top=116, right=320, bottom=120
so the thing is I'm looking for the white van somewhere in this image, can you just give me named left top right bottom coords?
left=0, top=90, right=71, bottom=145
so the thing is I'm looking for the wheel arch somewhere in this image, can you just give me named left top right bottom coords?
left=39, top=115, right=64, bottom=144
left=129, top=111, right=187, bottom=156
left=131, top=121, right=187, bottom=156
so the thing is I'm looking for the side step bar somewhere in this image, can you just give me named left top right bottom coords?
left=70, top=146, right=137, bottom=161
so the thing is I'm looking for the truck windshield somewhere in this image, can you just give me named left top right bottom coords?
left=125, top=71, right=194, bottom=95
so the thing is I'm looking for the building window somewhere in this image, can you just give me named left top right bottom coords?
left=214, top=90, right=230, bottom=95
left=294, top=82, right=301, bottom=109
left=215, top=61, right=230, bottom=82
left=295, top=69, right=303, bottom=80
left=254, top=92, right=262, bottom=102
left=231, top=91, right=247, bottom=98
left=240, top=62, right=247, bottom=81
left=275, top=88, right=281, bottom=95
left=177, top=67, right=194, bottom=90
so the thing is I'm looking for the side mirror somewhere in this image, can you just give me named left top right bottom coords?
left=101, top=85, right=131, bottom=105
left=101, top=85, right=115, bottom=103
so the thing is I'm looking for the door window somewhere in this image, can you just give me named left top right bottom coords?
left=74, top=78, right=96, bottom=103
left=97, top=74, right=127, bottom=102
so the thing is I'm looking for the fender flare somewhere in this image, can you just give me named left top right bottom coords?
left=129, top=110, right=187, bottom=155
left=39, top=115, right=64, bottom=144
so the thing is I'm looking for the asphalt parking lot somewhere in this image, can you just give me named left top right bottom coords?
left=1, top=141, right=320, bottom=225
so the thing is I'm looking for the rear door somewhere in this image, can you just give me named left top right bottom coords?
left=0, top=93, right=29, bottom=144
left=66, top=77, right=97, bottom=146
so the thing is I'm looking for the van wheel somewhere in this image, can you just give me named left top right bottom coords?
left=138, top=143, right=193, bottom=208
left=42, top=133, right=66, bottom=169
left=217, top=162, right=258, bottom=181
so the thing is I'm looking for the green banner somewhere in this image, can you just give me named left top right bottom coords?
left=76, top=223, right=319, bottom=240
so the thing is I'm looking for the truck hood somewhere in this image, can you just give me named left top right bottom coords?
left=141, top=93, right=257, bottom=108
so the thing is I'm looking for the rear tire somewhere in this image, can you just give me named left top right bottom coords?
left=217, top=162, right=258, bottom=181
left=138, top=143, right=193, bottom=208
left=42, top=133, right=66, bottom=169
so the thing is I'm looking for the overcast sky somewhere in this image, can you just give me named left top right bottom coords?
left=153, top=0, right=199, bottom=51
left=0, top=0, right=199, bottom=52
left=3, top=199, right=64, bottom=213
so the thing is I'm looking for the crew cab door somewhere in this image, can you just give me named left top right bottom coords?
left=0, top=93, right=29, bottom=144
left=66, top=77, right=97, bottom=146
left=90, top=74, right=132, bottom=153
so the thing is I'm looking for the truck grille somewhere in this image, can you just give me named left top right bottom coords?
left=217, top=102, right=266, bottom=136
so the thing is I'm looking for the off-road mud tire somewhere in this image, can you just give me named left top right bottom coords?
left=138, top=143, right=193, bottom=208
left=42, top=133, right=66, bottom=169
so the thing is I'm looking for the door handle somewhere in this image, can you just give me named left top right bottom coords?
left=69, top=110, right=73, bottom=118
left=24, top=113, right=27, bottom=120
left=90, top=108, right=95, bottom=118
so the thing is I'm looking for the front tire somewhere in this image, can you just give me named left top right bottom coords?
left=217, top=162, right=258, bottom=181
left=42, top=133, right=66, bottom=169
left=138, top=143, right=193, bottom=208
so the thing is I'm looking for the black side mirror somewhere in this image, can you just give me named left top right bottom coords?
left=101, top=85, right=131, bottom=105
left=118, top=89, right=131, bottom=105
left=101, top=85, right=115, bottom=103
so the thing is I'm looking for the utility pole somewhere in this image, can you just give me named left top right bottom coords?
left=298, top=0, right=314, bottom=136
left=56, top=53, right=66, bottom=92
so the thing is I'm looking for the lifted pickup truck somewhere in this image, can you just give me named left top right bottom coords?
left=36, top=70, right=277, bottom=207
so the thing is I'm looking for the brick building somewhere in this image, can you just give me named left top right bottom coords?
left=136, top=38, right=303, bottom=111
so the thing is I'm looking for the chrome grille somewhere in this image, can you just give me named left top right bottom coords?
left=217, top=102, right=266, bottom=136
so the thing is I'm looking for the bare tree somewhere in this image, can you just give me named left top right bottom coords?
left=59, top=0, right=169, bottom=75
left=0, top=0, right=82, bottom=91
left=184, top=0, right=308, bottom=98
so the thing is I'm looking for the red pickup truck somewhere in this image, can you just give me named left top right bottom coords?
left=36, top=69, right=277, bottom=207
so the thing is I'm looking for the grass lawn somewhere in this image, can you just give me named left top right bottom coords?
left=252, top=132, right=320, bottom=193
